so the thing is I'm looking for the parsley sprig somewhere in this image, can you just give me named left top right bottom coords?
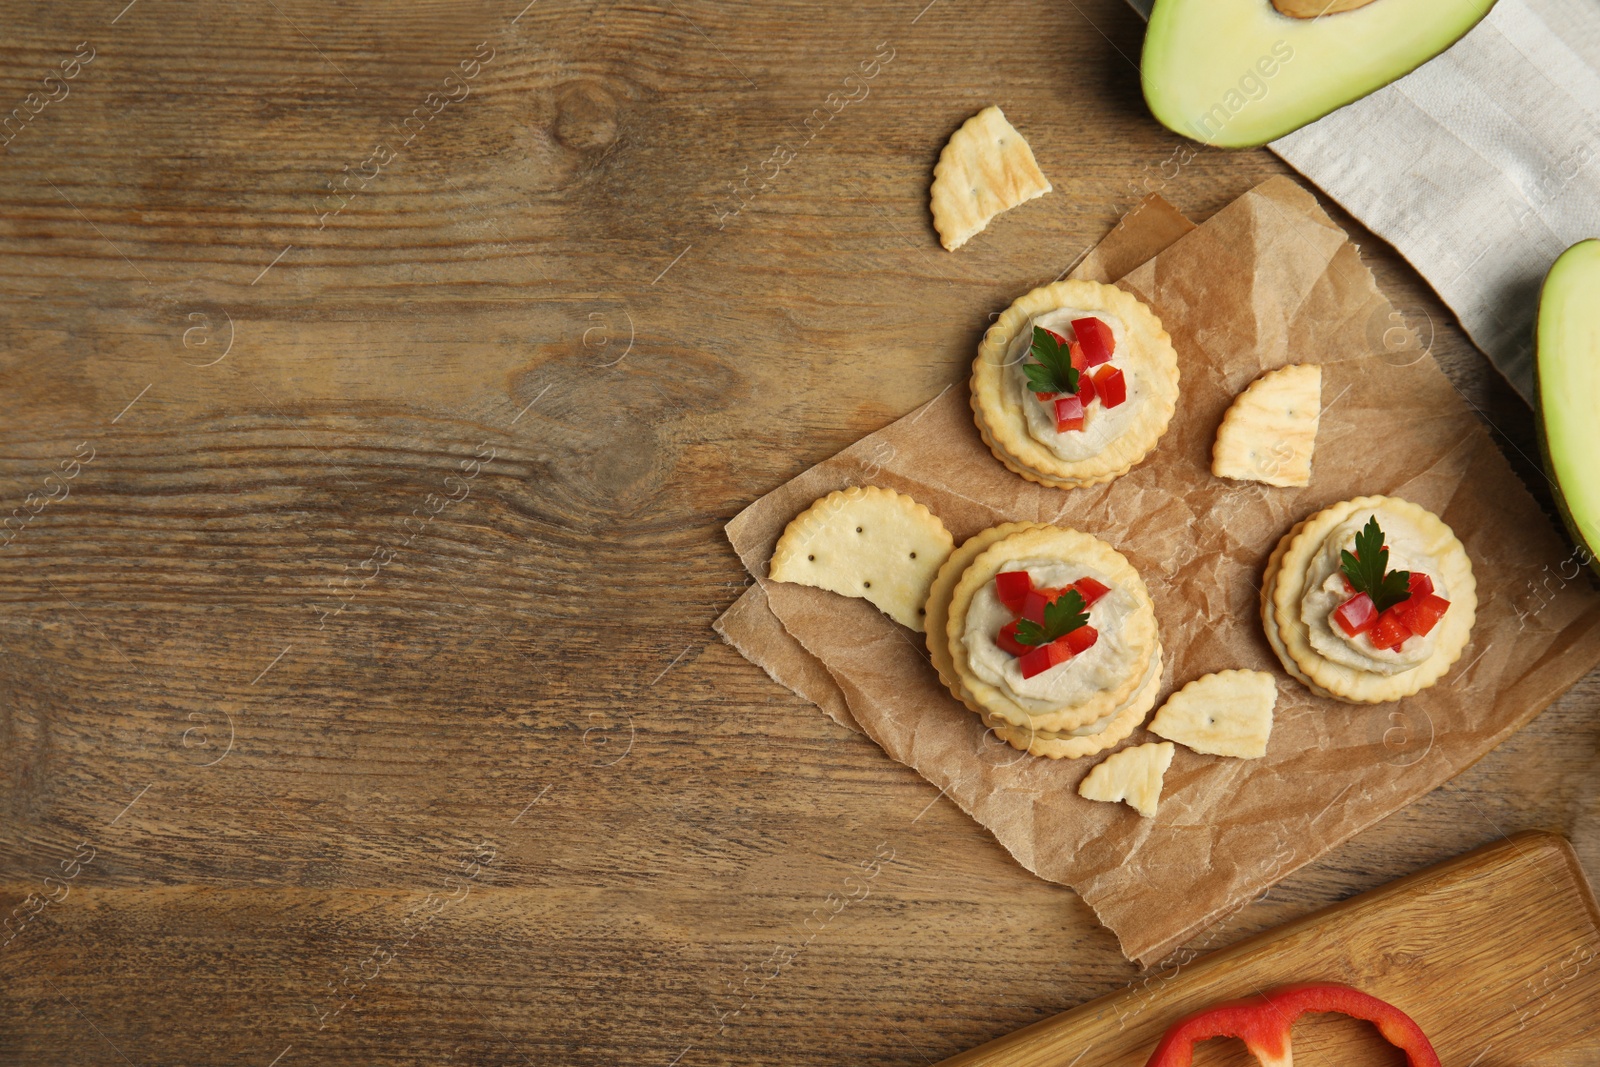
left=1340, top=516, right=1412, bottom=613
left=1014, top=588, right=1090, bottom=647
left=1023, top=326, right=1080, bottom=397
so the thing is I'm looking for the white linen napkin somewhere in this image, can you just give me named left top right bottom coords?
left=1125, top=0, right=1600, bottom=402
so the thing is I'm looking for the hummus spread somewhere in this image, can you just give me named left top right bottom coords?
left=961, top=560, right=1143, bottom=713
left=1299, top=511, right=1445, bottom=675
left=1004, top=309, right=1140, bottom=463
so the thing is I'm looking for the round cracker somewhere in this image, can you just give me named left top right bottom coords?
left=1260, top=522, right=1341, bottom=700
left=924, top=522, right=1048, bottom=702
left=769, top=485, right=953, bottom=632
left=946, top=525, right=1157, bottom=731
left=970, top=280, right=1179, bottom=488
left=972, top=411, right=1134, bottom=490
left=1267, top=496, right=1477, bottom=703
left=987, top=641, right=1164, bottom=759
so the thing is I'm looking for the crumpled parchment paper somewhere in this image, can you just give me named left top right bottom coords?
left=715, top=178, right=1600, bottom=966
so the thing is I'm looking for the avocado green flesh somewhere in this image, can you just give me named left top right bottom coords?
left=1142, top=0, right=1497, bottom=148
left=1537, top=239, right=1600, bottom=577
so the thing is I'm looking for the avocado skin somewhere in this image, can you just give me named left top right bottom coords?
left=1535, top=239, right=1600, bottom=580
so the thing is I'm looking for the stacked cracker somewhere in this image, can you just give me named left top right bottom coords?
left=970, top=280, right=1181, bottom=489
left=763, top=489, right=1291, bottom=814
left=924, top=524, right=1165, bottom=759
left=1262, top=495, right=1477, bottom=703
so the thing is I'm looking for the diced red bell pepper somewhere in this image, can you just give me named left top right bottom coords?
left=1034, top=391, right=1056, bottom=402
left=1333, top=593, right=1378, bottom=637
left=1054, top=394, right=1084, bottom=432
left=1143, top=982, right=1441, bottom=1067
left=1021, top=588, right=1052, bottom=625
left=1398, top=593, right=1450, bottom=637
left=994, top=571, right=1031, bottom=613
left=1042, top=327, right=1069, bottom=346
left=1017, top=642, right=1053, bottom=679
left=1369, top=605, right=1414, bottom=651
left=1408, top=573, right=1434, bottom=598
left=1044, top=639, right=1074, bottom=670
left=995, top=620, right=1030, bottom=658
left=1069, top=341, right=1088, bottom=373
left=1078, top=367, right=1097, bottom=406
left=1092, top=365, right=1127, bottom=408
left=1018, top=635, right=1076, bottom=679
left=1072, top=317, right=1116, bottom=367
left=1072, top=577, right=1111, bottom=606
left=1062, top=624, right=1098, bottom=656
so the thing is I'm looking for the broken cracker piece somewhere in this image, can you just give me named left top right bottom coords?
left=768, top=486, right=952, bottom=632
left=1212, top=363, right=1322, bottom=488
left=1078, top=741, right=1175, bottom=818
left=930, top=106, right=1051, bottom=252
left=1149, top=669, right=1277, bottom=759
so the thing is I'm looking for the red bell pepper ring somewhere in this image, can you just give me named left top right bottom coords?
left=1072, top=316, right=1116, bottom=366
left=1144, top=983, right=1442, bottom=1067
left=994, top=571, right=1032, bottom=613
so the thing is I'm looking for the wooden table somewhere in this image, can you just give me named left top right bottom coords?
left=0, top=2, right=1594, bottom=1064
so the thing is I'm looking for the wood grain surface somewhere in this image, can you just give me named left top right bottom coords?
left=938, top=832, right=1600, bottom=1067
left=0, top=1, right=1595, bottom=1065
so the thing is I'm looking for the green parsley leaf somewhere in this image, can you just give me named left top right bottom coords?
left=1024, top=326, right=1080, bottom=397
left=1014, top=588, right=1090, bottom=647
left=1339, top=516, right=1413, bottom=613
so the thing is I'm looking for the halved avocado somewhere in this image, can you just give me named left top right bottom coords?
left=1141, top=0, right=1498, bottom=148
left=1536, top=239, right=1600, bottom=577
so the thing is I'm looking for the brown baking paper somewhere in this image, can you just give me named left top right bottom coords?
left=717, top=178, right=1600, bottom=967
left=713, top=193, right=1200, bottom=736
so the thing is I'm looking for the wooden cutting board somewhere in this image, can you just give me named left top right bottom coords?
left=937, top=832, right=1600, bottom=1067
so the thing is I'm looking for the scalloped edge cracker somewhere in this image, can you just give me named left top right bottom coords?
left=769, top=486, right=952, bottom=632
left=945, top=525, right=1157, bottom=732
left=1264, top=495, right=1477, bottom=704
left=1149, top=669, right=1276, bottom=758
left=1212, top=364, right=1322, bottom=487
left=930, top=106, right=1051, bottom=252
left=971, top=280, right=1180, bottom=488
left=1078, top=741, right=1175, bottom=818
left=924, top=522, right=1046, bottom=702
left=987, top=642, right=1164, bottom=760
